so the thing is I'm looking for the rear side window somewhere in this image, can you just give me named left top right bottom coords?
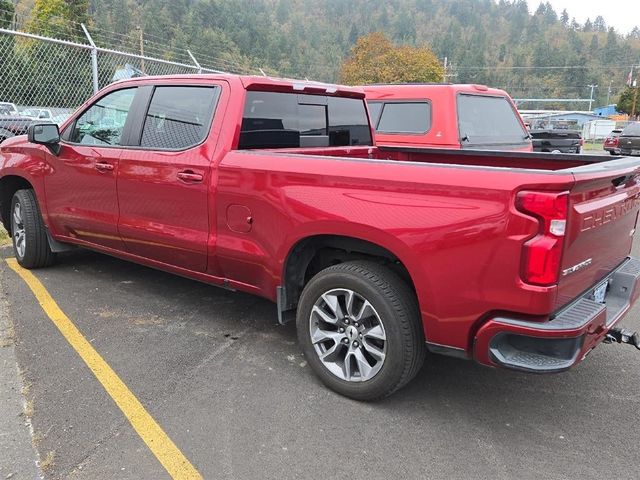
left=622, top=123, right=640, bottom=136
left=239, top=91, right=372, bottom=149
left=375, top=102, right=431, bottom=134
left=457, top=94, right=527, bottom=146
left=140, top=86, right=218, bottom=150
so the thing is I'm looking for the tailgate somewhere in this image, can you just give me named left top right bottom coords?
left=619, top=135, right=640, bottom=152
left=556, top=157, right=640, bottom=308
left=531, top=130, right=581, bottom=148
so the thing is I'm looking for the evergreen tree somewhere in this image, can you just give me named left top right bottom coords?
left=593, top=16, right=607, bottom=33
left=560, top=9, right=568, bottom=26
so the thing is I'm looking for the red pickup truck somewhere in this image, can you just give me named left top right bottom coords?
left=1, top=74, right=639, bottom=400
left=364, top=83, right=533, bottom=151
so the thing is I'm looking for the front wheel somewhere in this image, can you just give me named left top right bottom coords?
left=11, top=189, right=55, bottom=268
left=297, top=261, right=425, bottom=401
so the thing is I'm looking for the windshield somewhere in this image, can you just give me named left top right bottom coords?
left=457, top=94, right=528, bottom=146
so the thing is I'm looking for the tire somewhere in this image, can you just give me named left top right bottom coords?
left=10, top=189, right=55, bottom=268
left=610, top=151, right=618, bottom=156
left=297, top=261, right=425, bottom=401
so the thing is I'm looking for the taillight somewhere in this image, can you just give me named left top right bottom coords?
left=516, top=191, right=569, bottom=286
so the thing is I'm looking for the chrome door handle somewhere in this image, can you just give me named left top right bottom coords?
left=177, top=171, right=203, bottom=183
left=95, top=162, right=114, bottom=172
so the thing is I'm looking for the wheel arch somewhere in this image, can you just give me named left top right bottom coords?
left=0, top=175, right=35, bottom=234
left=280, top=233, right=422, bottom=316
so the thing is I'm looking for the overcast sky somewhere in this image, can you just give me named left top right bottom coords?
left=529, top=0, right=640, bottom=34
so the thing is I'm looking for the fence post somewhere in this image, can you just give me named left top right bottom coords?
left=187, top=50, right=202, bottom=74
left=81, top=23, right=99, bottom=94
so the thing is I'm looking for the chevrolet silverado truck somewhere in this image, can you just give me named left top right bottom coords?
left=1, top=74, right=639, bottom=401
left=363, top=83, right=533, bottom=151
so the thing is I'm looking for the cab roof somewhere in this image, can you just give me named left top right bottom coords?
left=362, top=83, right=510, bottom=100
left=110, top=74, right=366, bottom=99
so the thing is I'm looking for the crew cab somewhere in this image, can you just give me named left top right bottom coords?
left=363, top=83, right=533, bottom=151
left=1, top=74, right=639, bottom=401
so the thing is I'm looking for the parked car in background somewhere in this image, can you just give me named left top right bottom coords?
left=603, top=128, right=623, bottom=155
left=619, top=122, right=640, bottom=156
left=2, top=74, right=640, bottom=400
left=0, top=115, right=36, bottom=144
left=529, top=129, right=583, bottom=153
left=363, top=84, right=532, bottom=151
left=20, top=108, right=53, bottom=121
left=0, top=102, right=18, bottom=116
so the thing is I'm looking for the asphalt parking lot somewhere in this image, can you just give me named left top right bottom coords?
left=1, top=238, right=639, bottom=480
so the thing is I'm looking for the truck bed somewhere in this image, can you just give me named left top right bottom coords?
left=227, top=144, right=640, bottom=341
left=272, top=145, right=618, bottom=171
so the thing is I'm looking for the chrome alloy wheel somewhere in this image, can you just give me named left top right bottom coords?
left=309, top=288, right=387, bottom=382
left=11, top=200, right=25, bottom=259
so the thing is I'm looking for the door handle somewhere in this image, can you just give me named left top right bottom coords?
left=177, top=171, right=203, bottom=183
left=95, top=162, right=114, bottom=172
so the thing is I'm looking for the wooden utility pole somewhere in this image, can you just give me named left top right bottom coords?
left=632, top=80, right=639, bottom=120
left=136, top=26, right=145, bottom=73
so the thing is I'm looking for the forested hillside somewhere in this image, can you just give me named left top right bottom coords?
left=8, top=0, right=640, bottom=109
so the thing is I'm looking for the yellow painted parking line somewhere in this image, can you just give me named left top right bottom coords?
left=6, top=258, right=202, bottom=480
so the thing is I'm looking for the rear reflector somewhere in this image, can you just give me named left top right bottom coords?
left=516, top=191, right=570, bottom=286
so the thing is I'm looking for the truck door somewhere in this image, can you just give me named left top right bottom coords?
left=116, top=84, right=220, bottom=273
left=45, top=87, right=138, bottom=250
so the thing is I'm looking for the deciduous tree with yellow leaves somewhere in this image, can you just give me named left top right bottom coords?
left=339, top=32, right=444, bottom=85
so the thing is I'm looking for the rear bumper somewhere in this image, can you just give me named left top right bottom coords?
left=532, top=145, right=581, bottom=153
left=474, top=257, right=640, bottom=373
left=620, top=149, right=640, bottom=156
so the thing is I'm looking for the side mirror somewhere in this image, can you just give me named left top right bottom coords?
left=28, top=123, right=61, bottom=155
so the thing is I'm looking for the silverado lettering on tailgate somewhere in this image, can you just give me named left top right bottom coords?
left=580, top=196, right=640, bottom=232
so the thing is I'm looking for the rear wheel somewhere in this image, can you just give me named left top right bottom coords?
left=11, top=189, right=55, bottom=268
left=297, top=261, right=425, bottom=401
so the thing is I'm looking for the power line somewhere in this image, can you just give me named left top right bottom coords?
left=455, top=64, right=635, bottom=71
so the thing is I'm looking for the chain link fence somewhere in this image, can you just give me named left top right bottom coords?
left=0, top=25, right=249, bottom=124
